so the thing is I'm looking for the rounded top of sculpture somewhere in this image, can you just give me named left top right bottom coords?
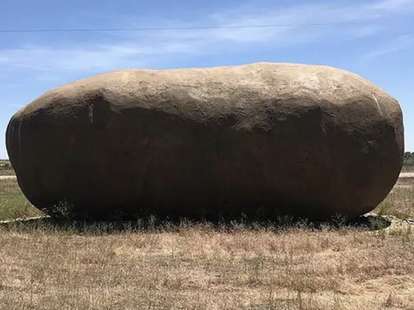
left=19, top=62, right=399, bottom=120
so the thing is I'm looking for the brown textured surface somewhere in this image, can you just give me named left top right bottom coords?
left=6, top=63, right=404, bottom=219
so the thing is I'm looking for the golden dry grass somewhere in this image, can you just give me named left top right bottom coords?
left=375, top=176, right=414, bottom=219
left=0, top=170, right=14, bottom=176
left=0, top=172, right=413, bottom=309
left=0, top=222, right=413, bottom=309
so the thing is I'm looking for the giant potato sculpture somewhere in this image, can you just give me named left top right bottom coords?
left=6, top=63, right=404, bottom=219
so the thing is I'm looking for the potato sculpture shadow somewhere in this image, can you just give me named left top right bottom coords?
left=6, top=63, right=404, bottom=220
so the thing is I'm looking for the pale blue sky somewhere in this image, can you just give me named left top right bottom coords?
left=1, top=0, right=413, bottom=158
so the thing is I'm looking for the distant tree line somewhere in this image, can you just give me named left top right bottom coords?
left=404, top=152, right=414, bottom=166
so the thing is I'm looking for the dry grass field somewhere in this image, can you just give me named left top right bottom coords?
left=402, top=166, right=414, bottom=173
left=0, top=160, right=14, bottom=176
left=1, top=220, right=413, bottom=309
left=376, top=174, right=414, bottom=219
left=0, top=178, right=43, bottom=220
left=0, top=171, right=413, bottom=309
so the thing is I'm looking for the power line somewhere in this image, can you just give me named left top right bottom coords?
left=0, top=21, right=374, bottom=33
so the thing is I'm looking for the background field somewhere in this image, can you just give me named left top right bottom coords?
left=403, top=153, right=414, bottom=172
left=0, top=162, right=413, bottom=309
left=0, top=160, right=14, bottom=176
left=0, top=178, right=43, bottom=220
